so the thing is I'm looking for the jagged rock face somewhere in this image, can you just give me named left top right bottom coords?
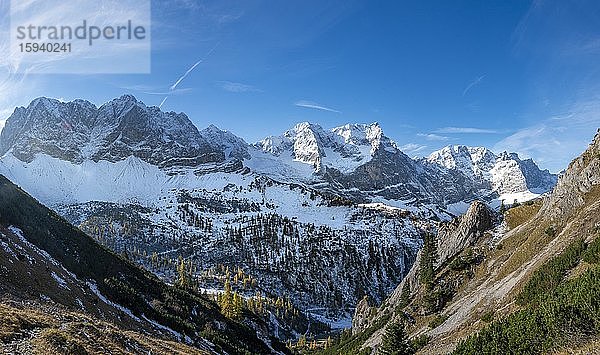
left=255, top=122, right=389, bottom=173
left=0, top=98, right=96, bottom=163
left=352, top=296, right=375, bottom=335
left=426, top=145, right=557, bottom=196
left=0, top=96, right=232, bottom=167
left=256, top=126, right=556, bottom=209
left=323, top=147, right=479, bottom=206
left=200, top=124, right=250, bottom=160
left=255, top=122, right=490, bottom=207
left=540, top=129, right=600, bottom=219
left=435, top=201, right=495, bottom=266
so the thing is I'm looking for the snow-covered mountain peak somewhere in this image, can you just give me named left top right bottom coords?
left=256, top=121, right=397, bottom=173
left=428, top=145, right=496, bottom=171
left=0, top=96, right=226, bottom=167
left=199, top=125, right=250, bottom=160
left=331, top=122, right=382, bottom=146
left=427, top=145, right=557, bottom=201
left=291, top=121, right=324, bottom=133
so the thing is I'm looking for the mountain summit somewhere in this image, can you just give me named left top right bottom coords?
left=426, top=145, right=557, bottom=202
left=255, top=122, right=394, bottom=173
left=0, top=95, right=228, bottom=167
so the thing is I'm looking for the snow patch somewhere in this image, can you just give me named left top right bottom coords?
left=51, top=271, right=69, bottom=290
left=86, top=281, right=142, bottom=323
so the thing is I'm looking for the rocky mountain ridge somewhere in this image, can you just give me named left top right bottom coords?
left=0, top=95, right=228, bottom=167
left=0, top=96, right=556, bottom=209
left=426, top=145, right=557, bottom=199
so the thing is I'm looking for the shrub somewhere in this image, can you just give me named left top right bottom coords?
left=481, top=311, right=494, bottom=323
left=428, top=314, right=449, bottom=329
left=583, top=236, right=600, bottom=264
left=516, top=238, right=585, bottom=306
left=411, top=334, right=429, bottom=351
left=545, top=226, right=557, bottom=238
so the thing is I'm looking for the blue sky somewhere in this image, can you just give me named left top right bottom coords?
left=1, top=0, right=600, bottom=172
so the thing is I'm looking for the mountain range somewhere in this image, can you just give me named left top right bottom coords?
left=0, top=95, right=556, bottom=209
left=0, top=95, right=570, bottom=353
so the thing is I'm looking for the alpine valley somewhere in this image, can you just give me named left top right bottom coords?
left=5, top=95, right=593, bottom=354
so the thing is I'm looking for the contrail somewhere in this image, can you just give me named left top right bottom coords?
left=462, top=75, right=485, bottom=97
left=169, top=60, right=202, bottom=91
left=159, top=96, right=168, bottom=108
left=160, top=44, right=219, bottom=108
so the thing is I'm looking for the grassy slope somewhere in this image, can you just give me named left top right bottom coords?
left=0, top=301, right=207, bottom=354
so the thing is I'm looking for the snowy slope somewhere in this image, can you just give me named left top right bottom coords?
left=426, top=145, right=557, bottom=204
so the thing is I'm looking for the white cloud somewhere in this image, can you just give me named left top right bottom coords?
left=0, top=119, right=5, bottom=134
left=294, top=100, right=341, bottom=113
left=218, top=81, right=262, bottom=93
left=494, top=99, right=600, bottom=173
left=398, top=143, right=428, bottom=154
left=417, top=133, right=451, bottom=141
left=435, top=127, right=500, bottom=134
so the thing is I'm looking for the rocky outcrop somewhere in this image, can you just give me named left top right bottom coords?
left=352, top=200, right=497, bottom=345
left=539, top=129, right=600, bottom=220
left=352, top=296, right=376, bottom=335
left=436, top=200, right=495, bottom=267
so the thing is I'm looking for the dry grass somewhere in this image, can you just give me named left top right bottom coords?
left=0, top=302, right=208, bottom=354
left=554, top=336, right=600, bottom=354
left=504, top=199, right=542, bottom=230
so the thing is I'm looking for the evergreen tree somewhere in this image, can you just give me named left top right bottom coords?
left=379, top=321, right=413, bottom=355
left=232, top=291, right=243, bottom=319
left=419, top=232, right=437, bottom=289
left=219, top=279, right=234, bottom=318
left=176, top=255, right=191, bottom=288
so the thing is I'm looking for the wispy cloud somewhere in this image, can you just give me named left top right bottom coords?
left=511, top=0, right=538, bottom=53
left=462, top=75, right=485, bottom=96
left=218, top=81, right=262, bottom=93
left=8, top=0, right=151, bottom=74
left=294, top=100, right=341, bottom=113
left=435, top=127, right=500, bottom=134
left=494, top=98, right=600, bottom=172
left=143, top=88, right=193, bottom=96
left=170, top=61, right=202, bottom=91
left=398, top=143, right=428, bottom=155
left=417, top=133, right=451, bottom=141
